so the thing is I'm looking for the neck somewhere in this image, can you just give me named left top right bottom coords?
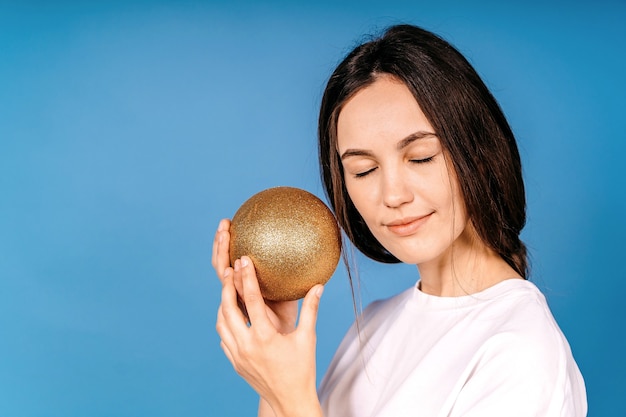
left=417, top=228, right=522, bottom=297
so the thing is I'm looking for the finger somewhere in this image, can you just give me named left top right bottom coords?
left=224, top=266, right=236, bottom=295
left=297, top=284, right=324, bottom=334
left=232, top=262, right=244, bottom=295
left=219, top=218, right=231, bottom=232
left=216, top=306, right=239, bottom=368
left=215, top=224, right=232, bottom=280
left=216, top=305, right=237, bottom=351
left=229, top=261, right=250, bottom=323
left=211, top=219, right=229, bottom=270
left=239, top=256, right=271, bottom=330
left=220, top=339, right=236, bottom=365
left=220, top=267, right=249, bottom=333
left=224, top=265, right=248, bottom=320
left=211, top=219, right=230, bottom=275
left=211, top=226, right=220, bottom=269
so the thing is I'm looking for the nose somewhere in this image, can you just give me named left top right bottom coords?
left=381, top=168, right=414, bottom=208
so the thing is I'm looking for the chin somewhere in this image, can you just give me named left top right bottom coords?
left=384, top=245, right=437, bottom=265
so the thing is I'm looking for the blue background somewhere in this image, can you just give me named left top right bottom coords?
left=1, top=1, right=624, bottom=416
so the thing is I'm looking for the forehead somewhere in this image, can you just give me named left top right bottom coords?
left=336, top=76, right=434, bottom=150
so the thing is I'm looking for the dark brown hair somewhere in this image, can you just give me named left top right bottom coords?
left=318, top=24, right=528, bottom=278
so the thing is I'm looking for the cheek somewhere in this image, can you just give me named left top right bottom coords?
left=434, top=160, right=461, bottom=212
left=419, top=166, right=454, bottom=212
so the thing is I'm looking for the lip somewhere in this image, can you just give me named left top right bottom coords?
left=385, top=213, right=432, bottom=236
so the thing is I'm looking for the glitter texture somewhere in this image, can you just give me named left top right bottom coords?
left=230, top=186, right=341, bottom=301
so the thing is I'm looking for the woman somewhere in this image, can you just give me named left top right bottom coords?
left=213, top=24, right=587, bottom=416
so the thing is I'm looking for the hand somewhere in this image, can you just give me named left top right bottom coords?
left=212, top=219, right=236, bottom=288
left=216, top=255, right=324, bottom=417
left=211, top=219, right=298, bottom=332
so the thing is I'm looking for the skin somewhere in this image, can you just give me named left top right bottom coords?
left=212, top=219, right=323, bottom=417
left=212, top=75, right=521, bottom=416
left=337, top=75, right=521, bottom=296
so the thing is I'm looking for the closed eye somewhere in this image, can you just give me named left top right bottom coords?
left=410, top=156, right=434, bottom=164
left=355, top=167, right=378, bottom=178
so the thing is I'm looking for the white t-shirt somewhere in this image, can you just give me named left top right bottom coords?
left=318, top=279, right=587, bottom=416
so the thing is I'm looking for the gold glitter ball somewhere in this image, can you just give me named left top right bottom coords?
left=230, top=186, right=341, bottom=301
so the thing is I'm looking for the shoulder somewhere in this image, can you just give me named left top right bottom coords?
left=454, top=280, right=587, bottom=416
left=476, top=280, right=575, bottom=372
left=490, top=280, right=567, bottom=345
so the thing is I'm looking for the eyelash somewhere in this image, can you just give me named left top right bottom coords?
left=355, top=168, right=376, bottom=178
left=354, top=156, right=435, bottom=179
left=411, top=156, right=434, bottom=165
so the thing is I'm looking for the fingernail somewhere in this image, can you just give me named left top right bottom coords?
left=223, top=268, right=231, bottom=278
left=241, top=256, right=249, bottom=268
left=315, top=285, right=324, bottom=297
left=218, top=232, right=223, bottom=243
left=234, top=259, right=240, bottom=271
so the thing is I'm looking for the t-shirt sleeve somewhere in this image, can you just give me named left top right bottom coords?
left=447, top=330, right=587, bottom=417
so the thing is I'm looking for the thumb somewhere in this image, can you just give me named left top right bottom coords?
left=298, top=284, right=324, bottom=333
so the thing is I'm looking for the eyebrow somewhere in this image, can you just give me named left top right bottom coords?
left=340, top=131, right=437, bottom=160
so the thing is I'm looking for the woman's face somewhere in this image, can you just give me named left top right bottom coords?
left=336, top=76, right=471, bottom=265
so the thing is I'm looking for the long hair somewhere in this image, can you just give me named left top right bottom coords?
left=318, top=24, right=528, bottom=278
